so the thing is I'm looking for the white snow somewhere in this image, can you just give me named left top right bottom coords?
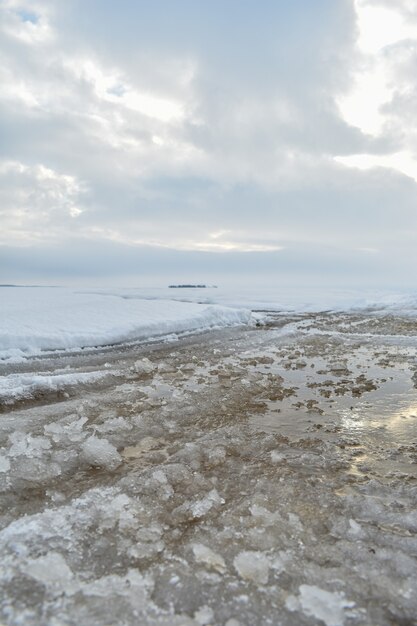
left=0, top=370, right=110, bottom=402
left=3, top=285, right=417, bottom=361
left=0, top=287, right=252, bottom=360
left=80, top=284, right=417, bottom=315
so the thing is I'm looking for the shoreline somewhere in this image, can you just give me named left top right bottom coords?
left=1, top=312, right=417, bottom=625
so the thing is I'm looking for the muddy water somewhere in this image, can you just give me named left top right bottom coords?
left=0, top=313, right=416, bottom=626
left=250, top=342, right=417, bottom=481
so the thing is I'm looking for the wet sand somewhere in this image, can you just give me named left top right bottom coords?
left=0, top=312, right=416, bottom=625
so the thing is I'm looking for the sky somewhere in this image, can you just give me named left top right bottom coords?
left=1, top=0, right=417, bottom=287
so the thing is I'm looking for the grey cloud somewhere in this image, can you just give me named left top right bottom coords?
left=1, top=0, right=417, bottom=286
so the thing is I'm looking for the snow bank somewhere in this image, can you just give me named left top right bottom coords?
left=0, top=370, right=111, bottom=403
left=0, top=288, right=252, bottom=360
left=3, top=284, right=417, bottom=361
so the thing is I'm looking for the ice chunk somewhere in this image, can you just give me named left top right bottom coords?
left=194, top=606, right=214, bottom=625
left=147, top=383, right=174, bottom=401
left=25, top=552, right=74, bottom=589
left=8, top=432, right=51, bottom=458
left=249, top=504, right=281, bottom=526
left=286, top=585, right=356, bottom=626
left=204, top=446, right=227, bottom=467
left=288, top=512, right=303, bottom=532
left=97, top=416, right=132, bottom=434
left=348, top=519, right=362, bottom=536
left=11, top=458, right=62, bottom=484
left=44, top=415, right=88, bottom=444
left=134, top=357, right=155, bottom=376
left=0, top=454, right=10, bottom=473
left=192, top=543, right=227, bottom=573
left=173, top=489, right=224, bottom=522
left=81, top=568, right=154, bottom=615
left=152, top=469, right=168, bottom=484
left=190, top=489, right=224, bottom=518
left=233, top=551, right=270, bottom=585
left=81, top=436, right=122, bottom=470
left=270, top=450, right=285, bottom=463
left=158, top=362, right=177, bottom=374
left=270, top=552, right=290, bottom=575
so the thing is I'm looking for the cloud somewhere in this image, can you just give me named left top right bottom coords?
left=1, top=0, right=417, bottom=286
left=0, top=0, right=54, bottom=45
left=0, top=160, right=87, bottom=244
left=337, top=0, right=417, bottom=153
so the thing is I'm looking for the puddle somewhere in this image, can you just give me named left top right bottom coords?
left=249, top=344, right=417, bottom=481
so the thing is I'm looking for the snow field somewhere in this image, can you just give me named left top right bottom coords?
left=0, top=287, right=252, bottom=360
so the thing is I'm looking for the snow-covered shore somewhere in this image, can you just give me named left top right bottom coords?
left=3, top=284, right=417, bottom=362
left=0, top=287, right=252, bottom=361
left=0, top=311, right=416, bottom=625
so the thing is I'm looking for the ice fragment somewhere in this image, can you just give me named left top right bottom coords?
left=286, top=585, right=356, bottom=626
left=81, top=436, right=122, bottom=469
left=0, top=454, right=10, bottom=473
left=194, top=605, right=214, bottom=625
left=134, top=358, right=155, bottom=376
left=192, top=543, right=227, bottom=573
left=233, top=551, right=270, bottom=585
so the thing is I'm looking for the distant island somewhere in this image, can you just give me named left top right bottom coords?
left=168, top=284, right=217, bottom=288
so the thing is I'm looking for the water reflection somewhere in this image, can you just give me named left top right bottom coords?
left=340, top=408, right=366, bottom=433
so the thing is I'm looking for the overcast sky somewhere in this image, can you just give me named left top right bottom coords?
left=1, top=0, right=417, bottom=287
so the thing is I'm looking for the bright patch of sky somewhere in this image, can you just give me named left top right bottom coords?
left=336, top=0, right=417, bottom=181
left=16, top=9, right=37, bottom=24
left=335, top=152, right=417, bottom=184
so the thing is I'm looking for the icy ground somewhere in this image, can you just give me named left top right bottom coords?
left=0, top=312, right=417, bottom=625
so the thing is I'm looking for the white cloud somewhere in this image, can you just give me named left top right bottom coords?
left=335, top=0, right=417, bottom=189
left=354, top=0, right=417, bottom=54
left=0, top=161, right=86, bottom=244
left=1, top=0, right=417, bottom=284
left=337, top=0, right=417, bottom=137
left=188, top=241, right=283, bottom=252
left=337, top=64, right=391, bottom=136
left=0, top=0, right=54, bottom=45
left=63, top=57, right=187, bottom=123
left=335, top=151, right=417, bottom=183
